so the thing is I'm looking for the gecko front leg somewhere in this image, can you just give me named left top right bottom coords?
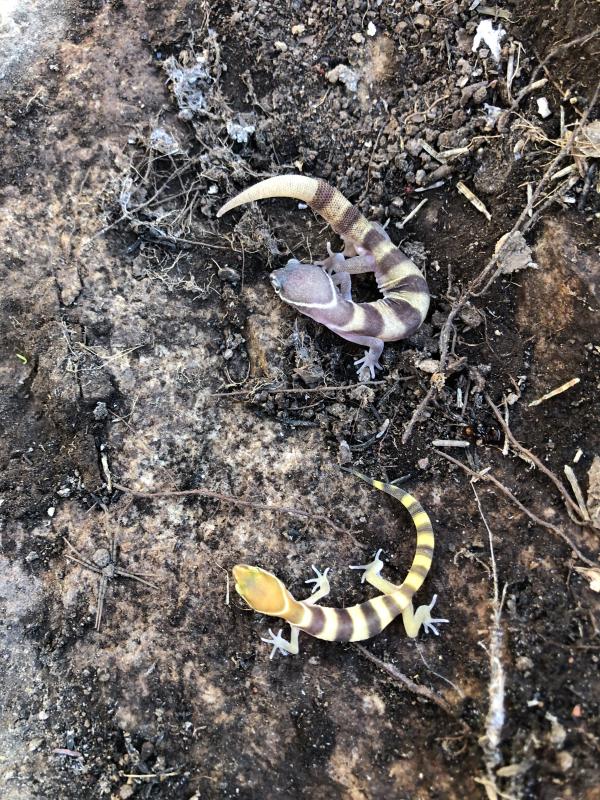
left=261, top=625, right=300, bottom=658
left=261, top=566, right=331, bottom=658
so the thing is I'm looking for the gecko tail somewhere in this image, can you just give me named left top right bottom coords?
left=216, top=175, right=320, bottom=217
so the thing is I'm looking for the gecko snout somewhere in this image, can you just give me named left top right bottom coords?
left=270, top=273, right=282, bottom=293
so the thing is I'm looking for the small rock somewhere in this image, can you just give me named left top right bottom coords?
left=556, top=751, right=573, bottom=772
left=93, top=401, right=108, bottom=420
left=417, top=457, right=429, bottom=470
left=29, top=738, right=44, bottom=752
left=352, top=32, right=365, bottom=44
left=537, top=96, right=551, bottom=118
left=472, top=85, right=488, bottom=104
left=459, top=302, right=482, bottom=329
left=516, top=656, right=534, bottom=672
left=25, top=551, right=39, bottom=563
left=149, top=127, right=181, bottom=155
left=472, top=20, right=505, bottom=62
left=47, top=507, right=55, bottom=518
left=291, top=23, right=306, bottom=35
left=546, top=713, right=567, bottom=748
left=338, top=440, right=352, bottom=465
left=417, top=358, right=440, bottom=374
left=326, top=64, right=360, bottom=94
left=366, top=21, right=376, bottom=36
left=274, top=41, right=288, bottom=52
left=217, top=266, right=241, bottom=283
left=495, top=231, right=537, bottom=274
left=404, top=138, right=422, bottom=157
left=226, top=119, right=255, bottom=144
left=455, top=29, right=473, bottom=54
left=428, top=164, right=453, bottom=182
left=414, top=14, right=430, bottom=28
left=293, top=363, right=324, bottom=387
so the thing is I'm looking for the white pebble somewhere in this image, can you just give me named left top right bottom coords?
left=367, top=21, right=376, bottom=36
left=536, top=97, right=551, bottom=118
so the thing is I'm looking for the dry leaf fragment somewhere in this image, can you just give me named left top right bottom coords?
left=494, top=231, right=537, bottom=274
left=574, top=567, right=600, bottom=592
left=586, top=455, right=600, bottom=528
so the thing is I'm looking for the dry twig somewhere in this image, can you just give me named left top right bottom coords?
left=210, top=380, right=385, bottom=398
left=353, top=643, right=468, bottom=730
left=485, top=394, right=590, bottom=527
left=472, top=486, right=507, bottom=799
left=433, top=450, right=597, bottom=567
left=113, top=482, right=348, bottom=536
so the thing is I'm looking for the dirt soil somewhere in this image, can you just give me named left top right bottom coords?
left=1, top=1, right=599, bottom=799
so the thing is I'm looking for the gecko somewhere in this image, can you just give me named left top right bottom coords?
left=216, top=175, right=430, bottom=381
left=232, top=470, right=447, bottom=658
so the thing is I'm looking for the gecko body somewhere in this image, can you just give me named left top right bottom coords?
left=217, top=176, right=429, bottom=379
left=233, top=471, right=447, bottom=658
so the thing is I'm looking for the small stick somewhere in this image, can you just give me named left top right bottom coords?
left=53, top=748, right=83, bottom=759
left=563, top=466, right=592, bottom=523
left=210, top=380, right=385, bottom=398
left=472, top=485, right=507, bottom=786
left=457, top=181, right=492, bottom=221
left=113, top=482, right=348, bottom=536
left=401, top=384, right=436, bottom=444
left=433, top=450, right=597, bottom=567
left=432, top=439, right=471, bottom=448
left=353, top=643, right=467, bottom=728
left=528, top=377, right=580, bottom=407
left=396, top=198, right=428, bottom=229
left=485, top=394, right=586, bottom=525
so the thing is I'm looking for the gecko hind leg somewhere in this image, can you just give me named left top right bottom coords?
left=354, top=344, right=384, bottom=381
left=402, top=595, right=449, bottom=638
left=350, top=549, right=401, bottom=594
left=320, top=242, right=376, bottom=276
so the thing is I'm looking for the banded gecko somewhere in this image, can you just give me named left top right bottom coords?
left=217, top=176, right=430, bottom=380
left=232, top=470, right=447, bottom=658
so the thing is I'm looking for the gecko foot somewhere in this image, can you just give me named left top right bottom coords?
left=349, top=548, right=384, bottom=584
left=354, top=351, right=383, bottom=381
left=261, top=628, right=296, bottom=659
left=305, top=565, right=330, bottom=594
left=418, top=595, right=449, bottom=636
left=318, top=242, right=346, bottom=273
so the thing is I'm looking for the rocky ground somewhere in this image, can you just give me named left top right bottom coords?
left=1, top=1, right=599, bottom=798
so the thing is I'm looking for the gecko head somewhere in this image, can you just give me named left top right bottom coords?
left=270, top=260, right=336, bottom=309
left=233, top=564, right=290, bottom=616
